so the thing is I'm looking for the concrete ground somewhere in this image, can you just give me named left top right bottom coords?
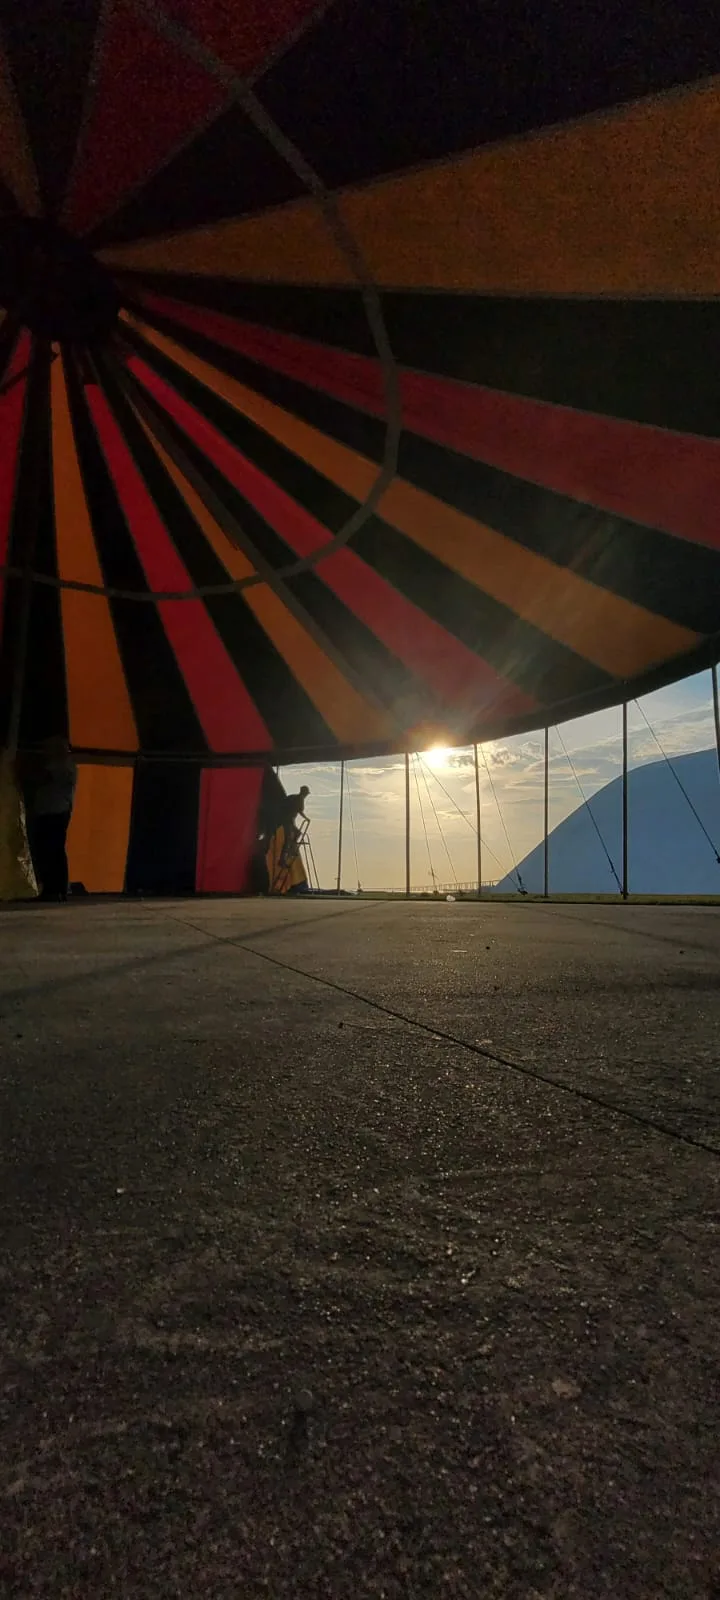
left=0, top=898, right=718, bottom=1599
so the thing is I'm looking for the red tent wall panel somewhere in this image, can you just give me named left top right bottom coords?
left=196, top=766, right=264, bottom=893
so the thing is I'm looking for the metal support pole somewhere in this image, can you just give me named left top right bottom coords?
left=405, top=751, right=411, bottom=898
left=473, top=743, right=482, bottom=895
left=543, top=726, right=549, bottom=899
left=712, top=666, right=720, bottom=790
left=335, top=760, right=345, bottom=893
left=622, top=701, right=629, bottom=901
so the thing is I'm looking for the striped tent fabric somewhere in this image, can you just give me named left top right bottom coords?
left=2, top=0, right=720, bottom=787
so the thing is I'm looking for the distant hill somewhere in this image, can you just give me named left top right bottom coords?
left=496, top=747, right=720, bottom=895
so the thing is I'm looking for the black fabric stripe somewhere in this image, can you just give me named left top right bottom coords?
left=95, top=354, right=341, bottom=752
left=115, top=357, right=433, bottom=728
left=0, top=179, right=19, bottom=216
left=136, top=304, right=720, bottom=637
left=0, top=0, right=103, bottom=212
left=90, top=115, right=302, bottom=251
left=123, top=280, right=720, bottom=439
left=63, top=355, right=207, bottom=755
left=0, top=316, right=21, bottom=387
left=124, top=324, right=611, bottom=708
left=94, top=0, right=720, bottom=243
left=125, top=761, right=199, bottom=895
left=0, top=346, right=67, bottom=745
left=263, top=0, right=720, bottom=198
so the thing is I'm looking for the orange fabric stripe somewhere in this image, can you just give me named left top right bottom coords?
left=51, top=359, right=138, bottom=751
left=126, top=317, right=698, bottom=679
left=130, top=403, right=395, bottom=746
left=0, top=43, right=40, bottom=215
left=67, top=763, right=134, bottom=892
left=103, top=79, right=720, bottom=294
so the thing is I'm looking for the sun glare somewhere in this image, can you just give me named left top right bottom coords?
left=423, top=745, right=452, bottom=771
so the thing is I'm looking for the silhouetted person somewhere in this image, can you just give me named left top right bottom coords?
left=283, top=784, right=309, bottom=849
left=30, top=737, right=77, bottom=901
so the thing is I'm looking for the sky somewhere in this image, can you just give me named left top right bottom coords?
left=279, top=670, right=720, bottom=892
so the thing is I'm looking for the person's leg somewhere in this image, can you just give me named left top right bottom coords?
left=39, top=815, right=70, bottom=899
left=56, top=813, right=70, bottom=899
left=33, top=817, right=53, bottom=897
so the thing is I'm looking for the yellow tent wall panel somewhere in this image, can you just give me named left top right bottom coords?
left=67, top=764, right=134, bottom=893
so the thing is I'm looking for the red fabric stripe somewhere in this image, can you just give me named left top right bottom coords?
left=0, top=333, right=31, bottom=643
left=65, top=3, right=221, bottom=237
left=85, top=385, right=271, bottom=752
left=165, top=0, right=323, bottom=69
left=196, top=766, right=264, bottom=892
left=127, top=354, right=534, bottom=725
left=141, top=292, right=720, bottom=552
left=1, top=330, right=32, bottom=389
left=65, top=0, right=321, bottom=237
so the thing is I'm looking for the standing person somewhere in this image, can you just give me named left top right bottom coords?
left=30, top=737, right=77, bottom=902
left=283, top=784, right=310, bottom=848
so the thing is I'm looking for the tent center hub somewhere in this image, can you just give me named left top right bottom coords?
left=0, top=218, right=119, bottom=343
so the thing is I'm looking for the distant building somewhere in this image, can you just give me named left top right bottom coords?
left=496, top=748, right=720, bottom=895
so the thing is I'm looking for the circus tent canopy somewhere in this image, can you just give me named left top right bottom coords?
left=2, top=0, right=720, bottom=769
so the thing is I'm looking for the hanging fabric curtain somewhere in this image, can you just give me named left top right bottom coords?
left=1, top=0, right=720, bottom=769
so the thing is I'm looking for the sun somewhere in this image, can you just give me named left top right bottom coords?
left=423, top=744, right=453, bottom=771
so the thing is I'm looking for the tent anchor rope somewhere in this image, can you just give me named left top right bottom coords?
left=553, top=724, right=622, bottom=893
left=632, top=699, right=720, bottom=865
left=480, top=745, right=526, bottom=893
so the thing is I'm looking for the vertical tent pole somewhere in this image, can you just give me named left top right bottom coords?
left=336, top=759, right=345, bottom=893
left=712, top=666, right=720, bottom=790
left=473, top=743, right=482, bottom=895
left=405, top=751, right=411, bottom=899
left=543, top=726, right=550, bottom=899
left=622, top=700, right=629, bottom=901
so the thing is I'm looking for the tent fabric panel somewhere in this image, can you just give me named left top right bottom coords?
left=162, top=0, right=323, bottom=66
left=0, top=349, right=68, bottom=749
left=84, top=380, right=273, bottom=753
left=66, top=0, right=322, bottom=237
left=121, top=331, right=617, bottom=711
left=181, top=424, right=534, bottom=724
left=143, top=392, right=534, bottom=725
left=92, top=0, right=720, bottom=245
left=110, top=372, right=395, bottom=745
left=0, top=333, right=30, bottom=644
left=0, top=38, right=40, bottom=215
left=63, top=0, right=222, bottom=238
left=135, top=292, right=720, bottom=556
left=93, top=366, right=276, bottom=753
left=0, top=0, right=102, bottom=210
left=90, top=107, right=302, bottom=253
left=102, top=79, right=720, bottom=296
left=108, top=386, right=341, bottom=754
left=196, top=765, right=264, bottom=892
left=121, top=350, right=450, bottom=725
left=67, top=762, right=134, bottom=892
left=51, top=358, right=138, bottom=752
left=259, top=0, right=720, bottom=194
left=128, top=281, right=720, bottom=441
left=121, top=349, right=398, bottom=746
left=63, top=358, right=207, bottom=755
left=121, top=343, right=535, bottom=727
left=124, top=318, right=698, bottom=681
left=128, top=298, right=720, bottom=636
left=125, top=760, right=200, bottom=894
